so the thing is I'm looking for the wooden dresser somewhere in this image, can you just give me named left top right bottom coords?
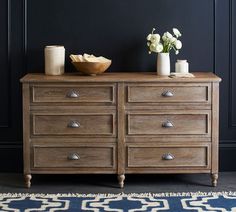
left=20, top=72, right=221, bottom=188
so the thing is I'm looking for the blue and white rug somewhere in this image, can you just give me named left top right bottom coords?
left=0, top=192, right=236, bottom=211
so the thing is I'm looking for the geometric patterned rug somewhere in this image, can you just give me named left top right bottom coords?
left=0, top=192, right=236, bottom=211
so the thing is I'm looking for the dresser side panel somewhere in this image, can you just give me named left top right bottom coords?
left=212, top=82, right=220, bottom=173
left=117, top=82, right=125, bottom=175
left=23, top=83, right=31, bottom=174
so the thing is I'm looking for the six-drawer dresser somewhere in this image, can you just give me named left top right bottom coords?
left=20, top=72, right=221, bottom=188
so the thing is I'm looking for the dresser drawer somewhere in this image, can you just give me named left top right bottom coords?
left=127, top=83, right=211, bottom=104
left=127, top=110, right=211, bottom=136
left=127, top=144, right=210, bottom=168
left=31, top=112, right=116, bottom=136
left=32, top=144, right=116, bottom=168
left=31, top=84, right=116, bottom=104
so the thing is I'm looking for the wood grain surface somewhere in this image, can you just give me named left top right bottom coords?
left=21, top=72, right=221, bottom=187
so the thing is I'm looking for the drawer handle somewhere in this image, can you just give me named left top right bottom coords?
left=162, top=91, right=174, bottom=97
left=162, top=120, right=174, bottom=128
left=67, top=120, right=80, bottom=128
left=162, top=153, right=175, bottom=160
left=67, top=90, right=79, bottom=98
left=68, top=153, right=80, bottom=160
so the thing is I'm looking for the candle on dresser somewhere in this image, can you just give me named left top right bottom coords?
left=44, top=45, right=65, bottom=75
left=175, top=59, right=189, bottom=74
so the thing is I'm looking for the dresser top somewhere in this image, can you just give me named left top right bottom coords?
left=20, top=72, right=221, bottom=83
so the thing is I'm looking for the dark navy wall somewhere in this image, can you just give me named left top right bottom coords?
left=26, top=0, right=214, bottom=73
left=0, top=0, right=235, bottom=172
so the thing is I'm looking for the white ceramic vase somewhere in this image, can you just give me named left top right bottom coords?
left=157, top=52, right=170, bottom=76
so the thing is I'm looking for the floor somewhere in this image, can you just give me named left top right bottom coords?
left=0, top=172, right=235, bottom=194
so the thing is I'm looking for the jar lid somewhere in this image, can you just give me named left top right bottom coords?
left=177, top=59, right=187, bottom=63
left=45, top=45, right=65, bottom=49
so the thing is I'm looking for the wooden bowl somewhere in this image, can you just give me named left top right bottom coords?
left=72, top=61, right=112, bottom=76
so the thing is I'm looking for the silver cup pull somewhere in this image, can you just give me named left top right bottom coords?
left=162, top=120, right=174, bottom=128
left=68, top=153, right=80, bottom=160
left=67, top=120, right=80, bottom=128
left=162, top=153, right=175, bottom=160
left=67, top=90, right=79, bottom=98
left=162, top=91, right=174, bottom=97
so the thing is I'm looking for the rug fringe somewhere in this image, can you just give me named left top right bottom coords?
left=0, top=191, right=236, bottom=198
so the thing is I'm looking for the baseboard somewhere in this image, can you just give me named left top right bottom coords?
left=219, top=141, right=236, bottom=171
left=0, top=144, right=23, bottom=172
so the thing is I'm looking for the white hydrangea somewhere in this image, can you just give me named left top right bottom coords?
left=150, top=34, right=161, bottom=44
left=162, top=32, right=172, bottom=41
left=175, top=40, right=182, bottom=49
left=146, top=34, right=152, bottom=41
left=150, top=43, right=157, bottom=52
left=173, top=28, right=182, bottom=37
left=146, top=27, right=182, bottom=54
left=170, top=37, right=177, bottom=43
left=154, top=43, right=163, bottom=53
left=166, top=32, right=173, bottom=38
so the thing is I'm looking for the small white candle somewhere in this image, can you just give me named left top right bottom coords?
left=45, top=45, right=65, bottom=75
left=175, top=59, right=189, bottom=74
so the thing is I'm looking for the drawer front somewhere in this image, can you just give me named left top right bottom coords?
left=127, top=111, right=211, bottom=136
left=31, top=84, right=115, bottom=104
left=32, top=145, right=116, bottom=168
left=32, top=113, right=115, bottom=136
left=127, top=83, right=211, bottom=103
left=127, top=145, right=210, bottom=168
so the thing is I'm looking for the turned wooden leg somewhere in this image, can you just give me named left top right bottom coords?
left=211, top=173, right=218, bottom=187
left=118, top=174, right=125, bottom=188
left=24, top=174, right=32, bottom=188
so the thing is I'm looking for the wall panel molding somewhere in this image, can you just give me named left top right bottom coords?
left=228, top=0, right=236, bottom=128
left=23, top=0, right=27, bottom=73
left=0, top=0, right=11, bottom=128
left=213, top=0, right=217, bottom=74
left=220, top=140, right=236, bottom=147
left=0, top=142, right=22, bottom=146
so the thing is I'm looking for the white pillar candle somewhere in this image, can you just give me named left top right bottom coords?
left=44, top=45, right=65, bottom=75
left=175, top=59, right=189, bottom=74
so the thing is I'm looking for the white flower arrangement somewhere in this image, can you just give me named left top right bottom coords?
left=147, top=28, right=182, bottom=55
